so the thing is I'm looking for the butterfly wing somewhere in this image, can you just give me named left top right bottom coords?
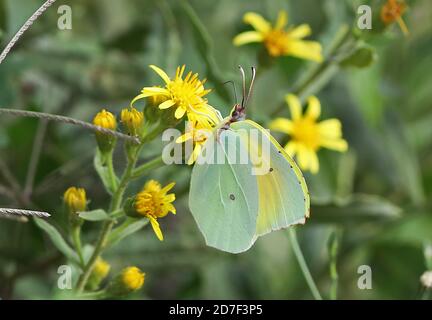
left=189, top=129, right=259, bottom=253
left=231, top=120, right=310, bottom=237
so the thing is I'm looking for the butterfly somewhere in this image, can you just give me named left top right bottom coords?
left=189, top=66, right=310, bottom=253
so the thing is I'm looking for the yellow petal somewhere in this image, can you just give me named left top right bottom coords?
left=149, top=65, right=171, bottom=84
left=320, top=138, right=348, bottom=152
left=275, top=10, right=288, bottom=30
left=289, top=24, right=312, bottom=39
left=396, top=16, right=409, bottom=36
left=285, top=94, right=302, bottom=121
left=296, top=144, right=311, bottom=171
left=318, top=119, right=342, bottom=139
left=308, top=149, right=319, bottom=174
left=187, top=144, right=202, bottom=165
left=287, top=40, right=323, bottom=62
left=159, top=99, right=176, bottom=110
left=269, top=118, right=293, bottom=134
left=149, top=216, right=164, bottom=241
left=284, top=141, right=297, bottom=157
left=243, top=12, right=271, bottom=33
left=306, top=96, right=321, bottom=120
left=167, top=203, right=176, bottom=215
left=141, top=87, right=170, bottom=95
left=165, top=194, right=176, bottom=202
left=174, top=107, right=186, bottom=119
left=161, top=182, right=176, bottom=193
left=130, top=93, right=148, bottom=107
left=176, top=132, right=193, bottom=143
left=233, top=31, right=264, bottom=46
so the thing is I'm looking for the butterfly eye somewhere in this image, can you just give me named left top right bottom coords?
left=229, top=194, right=236, bottom=200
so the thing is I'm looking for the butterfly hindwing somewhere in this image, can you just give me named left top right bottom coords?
left=231, top=120, right=310, bottom=237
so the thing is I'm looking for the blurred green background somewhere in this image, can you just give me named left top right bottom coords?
left=1, top=0, right=432, bottom=299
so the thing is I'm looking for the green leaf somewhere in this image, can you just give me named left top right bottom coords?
left=377, top=214, right=432, bottom=246
left=34, top=218, right=79, bottom=264
left=311, top=194, right=402, bottom=224
left=78, top=209, right=110, bottom=222
left=94, top=149, right=118, bottom=195
left=107, top=218, right=149, bottom=247
left=340, top=45, right=377, bottom=68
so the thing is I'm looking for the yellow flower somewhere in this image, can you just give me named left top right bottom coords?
left=93, top=109, right=117, bottom=130
left=135, top=180, right=176, bottom=241
left=176, top=120, right=213, bottom=165
left=86, top=257, right=111, bottom=290
left=131, top=65, right=219, bottom=126
left=269, top=94, right=348, bottom=174
left=93, top=257, right=111, bottom=280
left=121, top=107, right=144, bottom=136
left=233, top=11, right=323, bottom=62
left=93, top=109, right=117, bottom=152
left=381, top=0, right=409, bottom=35
left=64, top=187, right=87, bottom=213
left=121, top=266, right=145, bottom=291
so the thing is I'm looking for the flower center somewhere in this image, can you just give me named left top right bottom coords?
left=136, top=191, right=165, bottom=218
left=292, top=118, right=320, bottom=151
left=167, top=77, right=206, bottom=111
left=264, top=29, right=290, bottom=56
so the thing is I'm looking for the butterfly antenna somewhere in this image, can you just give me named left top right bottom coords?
left=244, top=66, right=256, bottom=108
left=238, top=65, right=247, bottom=108
left=223, top=80, right=238, bottom=105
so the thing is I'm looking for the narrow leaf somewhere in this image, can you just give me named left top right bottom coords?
left=79, top=209, right=110, bottom=222
left=107, top=218, right=149, bottom=247
left=34, top=218, right=79, bottom=264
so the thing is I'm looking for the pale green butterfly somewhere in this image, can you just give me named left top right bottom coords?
left=189, top=66, right=310, bottom=254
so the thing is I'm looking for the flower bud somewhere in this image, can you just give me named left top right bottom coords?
left=64, top=187, right=87, bottom=213
left=64, top=186, right=87, bottom=227
left=107, top=266, right=145, bottom=296
left=93, top=109, right=117, bottom=153
left=121, top=107, right=144, bottom=137
left=86, top=257, right=111, bottom=291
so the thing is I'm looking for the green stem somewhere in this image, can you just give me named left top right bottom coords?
left=422, top=288, right=431, bottom=300
left=110, top=151, right=139, bottom=212
left=131, top=156, right=164, bottom=179
left=106, top=150, right=118, bottom=191
left=288, top=228, right=323, bottom=300
left=71, top=226, right=85, bottom=268
left=77, top=290, right=107, bottom=300
left=76, top=125, right=164, bottom=294
left=328, top=230, right=341, bottom=300
left=76, top=149, right=140, bottom=293
left=271, top=25, right=352, bottom=117
left=75, top=219, right=114, bottom=293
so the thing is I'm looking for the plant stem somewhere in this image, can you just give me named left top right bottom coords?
left=71, top=226, right=85, bottom=268
left=271, top=25, right=352, bottom=116
left=77, top=290, right=107, bottom=300
left=106, top=150, right=118, bottom=191
left=110, top=151, right=139, bottom=212
left=76, top=146, right=141, bottom=293
left=75, top=220, right=114, bottom=293
left=131, top=156, right=164, bottom=179
left=76, top=124, right=164, bottom=293
left=288, top=228, right=323, bottom=300
left=328, top=229, right=342, bottom=300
